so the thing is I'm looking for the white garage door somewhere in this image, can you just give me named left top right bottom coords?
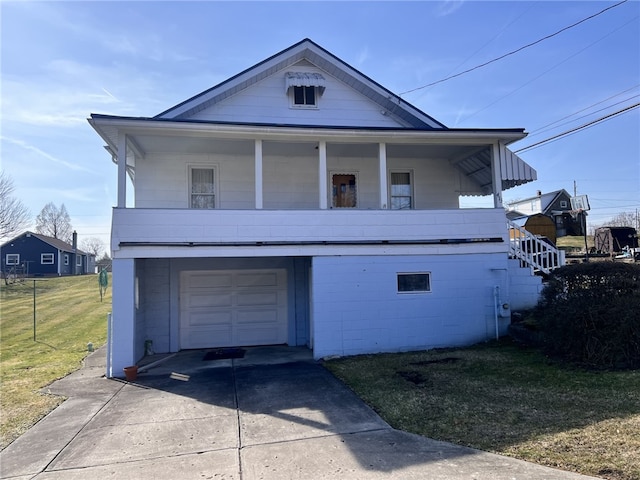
left=180, top=269, right=287, bottom=350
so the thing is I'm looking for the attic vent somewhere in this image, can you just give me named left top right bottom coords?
left=285, top=72, right=326, bottom=94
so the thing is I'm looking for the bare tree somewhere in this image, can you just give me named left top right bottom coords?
left=81, top=237, right=105, bottom=257
left=607, top=211, right=638, bottom=229
left=0, top=171, right=31, bottom=240
left=35, top=202, right=73, bottom=243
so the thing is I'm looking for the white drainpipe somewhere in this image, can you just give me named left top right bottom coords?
left=494, top=286, right=500, bottom=340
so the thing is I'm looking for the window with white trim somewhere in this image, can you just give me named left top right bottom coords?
left=64, top=254, right=69, bottom=265
left=560, top=200, right=568, bottom=209
left=397, top=273, right=431, bottom=293
left=293, top=86, right=316, bottom=106
left=285, top=72, right=325, bottom=108
left=41, top=253, right=54, bottom=264
left=390, top=171, right=413, bottom=210
left=6, top=254, right=19, bottom=265
left=76, top=255, right=82, bottom=267
left=190, top=167, right=216, bottom=209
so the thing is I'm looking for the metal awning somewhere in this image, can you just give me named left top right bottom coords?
left=456, top=145, right=537, bottom=195
left=285, top=72, right=326, bottom=93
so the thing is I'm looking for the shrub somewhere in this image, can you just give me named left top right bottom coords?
left=534, top=261, right=640, bottom=369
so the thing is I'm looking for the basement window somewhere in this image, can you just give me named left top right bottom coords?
left=397, top=273, right=431, bottom=293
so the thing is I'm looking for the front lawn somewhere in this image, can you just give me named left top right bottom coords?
left=325, top=340, right=640, bottom=480
left=0, top=275, right=111, bottom=449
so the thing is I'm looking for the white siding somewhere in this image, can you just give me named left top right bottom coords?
left=263, top=150, right=318, bottom=209
left=188, top=63, right=406, bottom=128
left=386, top=157, right=462, bottom=209
left=138, top=259, right=171, bottom=354
left=135, top=153, right=255, bottom=209
left=311, top=253, right=511, bottom=359
left=134, top=150, right=467, bottom=211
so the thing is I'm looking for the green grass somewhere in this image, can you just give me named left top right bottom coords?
left=556, top=235, right=593, bottom=250
left=325, top=341, right=640, bottom=480
left=0, top=275, right=111, bottom=449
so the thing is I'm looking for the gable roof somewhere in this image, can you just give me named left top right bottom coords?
left=88, top=39, right=537, bottom=194
left=1, top=231, right=91, bottom=256
left=155, top=38, right=446, bottom=129
left=507, top=189, right=571, bottom=213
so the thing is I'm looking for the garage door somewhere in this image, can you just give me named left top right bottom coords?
left=180, top=269, right=287, bottom=349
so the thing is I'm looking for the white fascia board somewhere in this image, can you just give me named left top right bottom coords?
left=89, top=116, right=527, bottom=145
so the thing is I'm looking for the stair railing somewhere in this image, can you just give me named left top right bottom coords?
left=507, top=220, right=565, bottom=275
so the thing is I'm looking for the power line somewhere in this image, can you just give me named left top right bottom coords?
left=514, top=102, right=640, bottom=153
left=526, top=94, right=640, bottom=139
left=399, top=0, right=628, bottom=95
left=528, top=84, right=640, bottom=135
left=456, top=15, right=638, bottom=124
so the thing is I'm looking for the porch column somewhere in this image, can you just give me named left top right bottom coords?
left=255, top=139, right=263, bottom=209
left=117, top=132, right=127, bottom=208
left=109, top=258, right=136, bottom=377
left=379, top=143, right=388, bottom=209
left=318, top=141, right=327, bottom=209
left=491, top=142, right=504, bottom=208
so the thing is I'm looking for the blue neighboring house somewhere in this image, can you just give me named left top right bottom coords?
left=1, top=231, right=95, bottom=277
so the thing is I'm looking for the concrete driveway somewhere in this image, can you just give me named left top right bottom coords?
left=0, top=347, right=600, bottom=479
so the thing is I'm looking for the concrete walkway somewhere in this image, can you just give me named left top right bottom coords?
left=1, top=347, right=600, bottom=479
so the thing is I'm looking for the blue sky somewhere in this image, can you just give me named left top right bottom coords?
left=1, top=1, right=638, bottom=253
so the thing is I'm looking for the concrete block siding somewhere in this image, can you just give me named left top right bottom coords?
left=311, top=253, right=510, bottom=359
left=507, top=259, right=544, bottom=311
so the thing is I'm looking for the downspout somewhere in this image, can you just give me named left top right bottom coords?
left=494, top=286, right=500, bottom=340
left=106, top=312, right=113, bottom=378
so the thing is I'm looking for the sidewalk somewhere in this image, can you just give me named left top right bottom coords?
left=0, top=347, right=601, bottom=479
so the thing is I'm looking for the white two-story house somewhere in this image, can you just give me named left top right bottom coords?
left=89, top=39, right=545, bottom=377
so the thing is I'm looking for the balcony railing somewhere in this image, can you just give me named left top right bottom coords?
left=111, top=208, right=510, bottom=256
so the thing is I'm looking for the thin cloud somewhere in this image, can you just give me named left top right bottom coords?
left=1, top=136, right=92, bottom=172
left=356, top=46, right=370, bottom=68
left=436, top=0, right=464, bottom=17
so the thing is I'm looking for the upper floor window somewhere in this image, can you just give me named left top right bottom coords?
left=286, top=72, right=325, bottom=109
left=293, top=86, right=316, bottom=106
left=190, top=167, right=216, bottom=209
left=560, top=200, right=568, bottom=209
left=41, top=253, right=54, bottom=265
left=390, top=171, right=413, bottom=210
left=5, top=254, right=19, bottom=265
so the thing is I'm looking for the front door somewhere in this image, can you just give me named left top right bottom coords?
left=331, top=173, right=357, bottom=208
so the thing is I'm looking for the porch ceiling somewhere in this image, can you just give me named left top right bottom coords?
left=126, top=134, right=483, bottom=159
